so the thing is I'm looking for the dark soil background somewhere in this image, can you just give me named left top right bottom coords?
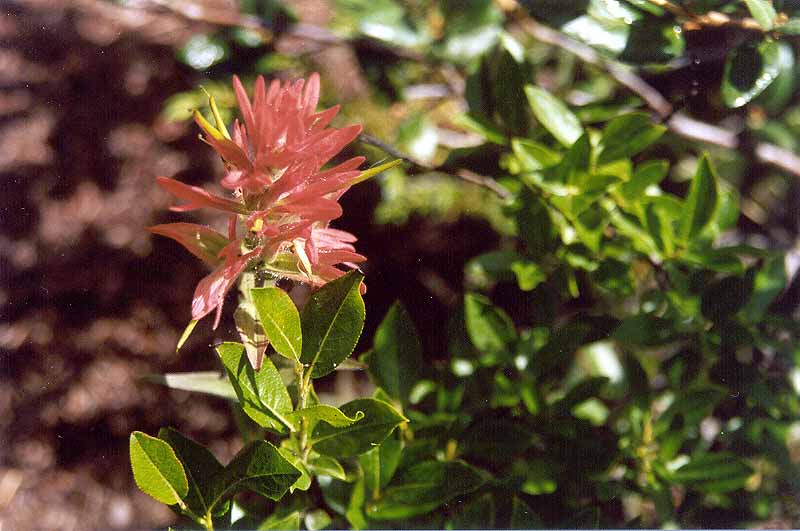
left=0, top=1, right=501, bottom=529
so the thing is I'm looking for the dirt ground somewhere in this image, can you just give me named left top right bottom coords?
left=0, top=1, right=501, bottom=529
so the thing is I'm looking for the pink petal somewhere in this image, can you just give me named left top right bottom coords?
left=156, top=177, right=247, bottom=214
left=147, top=223, right=229, bottom=266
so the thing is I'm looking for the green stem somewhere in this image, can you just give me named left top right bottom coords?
left=295, top=361, right=312, bottom=462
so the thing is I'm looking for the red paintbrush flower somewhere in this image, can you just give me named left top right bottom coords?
left=149, top=73, right=384, bottom=329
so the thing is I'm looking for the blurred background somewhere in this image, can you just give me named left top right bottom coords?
left=1, top=0, right=799, bottom=529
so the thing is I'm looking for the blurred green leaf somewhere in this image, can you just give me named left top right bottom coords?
left=525, top=85, right=584, bottom=147
left=147, top=371, right=237, bottom=400
left=741, top=255, right=787, bottom=322
left=669, top=452, right=753, bottom=493
left=367, top=301, right=423, bottom=405
left=722, top=39, right=780, bottom=108
left=365, top=460, right=487, bottom=520
left=744, top=0, right=777, bottom=30
left=597, top=112, right=665, bottom=165
left=438, top=0, right=504, bottom=64
left=464, top=293, right=517, bottom=355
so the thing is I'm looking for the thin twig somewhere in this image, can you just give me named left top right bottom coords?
left=518, top=17, right=800, bottom=177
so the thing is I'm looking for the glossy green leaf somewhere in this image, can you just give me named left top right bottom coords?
left=287, top=405, right=364, bottom=430
left=464, top=293, right=517, bottom=354
left=251, top=287, right=302, bottom=361
left=157, top=428, right=225, bottom=516
left=744, top=0, right=777, bottom=30
left=359, top=437, right=404, bottom=499
left=669, top=452, right=754, bottom=493
left=311, top=398, right=406, bottom=458
left=678, top=154, right=718, bottom=241
left=306, top=454, right=347, bottom=481
left=722, top=39, right=780, bottom=108
left=300, top=271, right=366, bottom=378
left=277, top=446, right=311, bottom=493
left=597, top=113, right=666, bottom=164
left=525, top=85, right=583, bottom=147
left=368, top=301, right=423, bottom=405
left=217, top=342, right=293, bottom=432
left=365, top=460, right=487, bottom=520
left=209, top=441, right=300, bottom=507
left=130, top=431, right=188, bottom=506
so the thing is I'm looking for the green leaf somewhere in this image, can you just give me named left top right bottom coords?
left=251, top=287, right=302, bottom=361
left=524, top=85, right=583, bottom=147
left=620, top=160, right=669, bottom=201
left=744, top=0, right=777, bottom=30
left=147, top=371, right=238, bottom=400
left=669, top=453, right=753, bottom=493
left=311, top=398, right=406, bottom=458
left=277, top=446, right=311, bottom=493
left=209, top=441, right=301, bottom=507
left=776, top=18, right=800, bottom=35
left=722, top=39, right=780, bottom=108
left=438, top=0, right=503, bottom=65
left=597, top=113, right=666, bottom=164
left=259, top=510, right=301, bottom=530
left=359, top=437, right=404, bottom=500
left=217, top=342, right=293, bottom=432
left=130, top=431, right=188, bottom=506
left=520, top=459, right=557, bottom=495
left=741, top=255, right=787, bottom=321
left=305, top=509, right=332, bottom=530
left=511, top=138, right=561, bottom=171
left=464, top=293, right=517, bottom=355
left=300, top=271, right=366, bottom=378
left=515, top=190, right=558, bottom=256
left=287, top=405, right=365, bottom=430
left=613, top=314, right=678, bottom=347
left=679, top=154, right=718, bottom=241
left=157, top=428, right=225, bottom=516
left=306, top=455, right=347, bottom=481
left=365, top=460, right=487, bottom=520
left=368, top=301, right=423, bottom=405
left=345, top=477, right=369, bottom=529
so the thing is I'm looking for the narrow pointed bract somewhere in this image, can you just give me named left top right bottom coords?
left=151, top=74, right=372, bottom=328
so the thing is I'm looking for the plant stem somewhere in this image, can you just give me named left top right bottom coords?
left=295, top=361, right=311, bottom=462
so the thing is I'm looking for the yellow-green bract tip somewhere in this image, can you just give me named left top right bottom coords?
left=353, top=159, right=403, bottom=185
left=200, top=85, right=231, bottom=140
left=176, top=319, right=198, bottom=352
